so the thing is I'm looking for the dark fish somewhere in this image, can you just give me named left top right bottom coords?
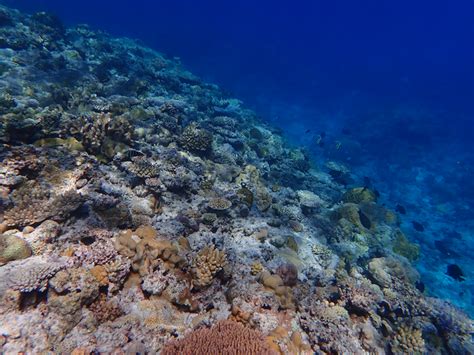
left=446, top=264, right=465, bottom=281
left=415, top=280, right=425, bottom=292
left=305, top=129, right=311, bottom=134
left=395, top=204, right=406, bottom=214
left=342, top=127, right=352, bottom=135
left=412, top=221, right=424, bottom=232
left=318, top=141, right=325, bottom=148
left=363, top=176, right=371, bottom=188
left=358, top=210, right=372, bottom=229
left=434, top=240, right=460, bottom=258
left=373, top=189, right=380, bottom=198
left=320, top=131, right=326, bottom=138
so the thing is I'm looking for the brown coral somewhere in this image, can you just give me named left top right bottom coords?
left=114, top=226, right=183, bottom=276
left=391, top=324, right=425, bottom=354
left=191, top=245, right=227, bottom=288
left=161, top=320, right=276, bottom=355
left=180, top=123, right=213, bottom=154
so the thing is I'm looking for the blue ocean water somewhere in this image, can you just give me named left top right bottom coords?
left=5, top=0, right=474, bottom=316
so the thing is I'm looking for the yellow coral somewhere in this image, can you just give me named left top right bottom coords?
left=250, top=261, right=264, bottom=275
left=192, top=245, right=227, bottom=288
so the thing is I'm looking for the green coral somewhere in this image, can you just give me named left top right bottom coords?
left=342, top=187, right=377, bottom=204
left=393, top=230, right=420, bottom=261
left=0, top=234, right=32, bottom=265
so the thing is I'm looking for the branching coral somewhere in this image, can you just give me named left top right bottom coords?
left=161, top=320, right=276, bottom=355
left=191, top=245, right=227, bottom=288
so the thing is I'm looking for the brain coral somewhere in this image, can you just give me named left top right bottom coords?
left=161, top=320, right=276, bottom=355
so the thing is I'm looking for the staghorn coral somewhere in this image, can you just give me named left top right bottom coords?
left=0, top=234, right=32, bottom=265
left=391, top=324, right=425, bottom=354
left=180, top=123, right=213, bottom=154
left=191, top=245, right=227, bottom=288
left=161, top=320, right=276, bottom=355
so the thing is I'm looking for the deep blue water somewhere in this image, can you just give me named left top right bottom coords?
left=5, top=0, right=474, bottom=315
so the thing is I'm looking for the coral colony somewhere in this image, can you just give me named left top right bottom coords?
left=0, top=5, right=473, bottom=354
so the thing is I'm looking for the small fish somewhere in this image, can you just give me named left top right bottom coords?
left=412, top=221, right=424, bottom=232
left=446, top=264, right=465, bottom=282
left=315, top=135, right=325, bottom=147
left=342, top=127, right=352, bottom=135
left=395, top=204, right=406, bottom=214
left=335, top=141, right=342, bottom=150
left=358, top=209, right=372, bottom=229
left=305, top=129, right=311, bottom=134
left=320, top=131, right=326, bottom=138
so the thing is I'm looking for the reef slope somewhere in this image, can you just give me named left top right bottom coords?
left=0, top=5, right=472, bottom=354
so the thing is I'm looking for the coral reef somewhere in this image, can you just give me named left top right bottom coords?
left=0, top=4, right=472, bottom=353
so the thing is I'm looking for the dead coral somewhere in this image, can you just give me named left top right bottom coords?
left=191, top=245, right=227, bottom=288
left=161, top=320, right=276, bottom=355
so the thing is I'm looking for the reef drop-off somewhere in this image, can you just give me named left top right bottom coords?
left=0, top=5, right=473, bottom=354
